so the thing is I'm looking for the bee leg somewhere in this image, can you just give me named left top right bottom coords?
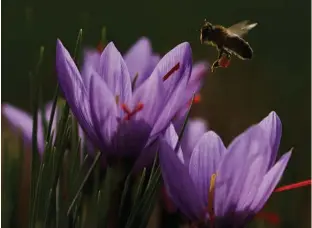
left=211, top=48, right=224, bottom=72
left=217, top=48, right=224, bottom=59
left=211, top=59, right=220, bottom=72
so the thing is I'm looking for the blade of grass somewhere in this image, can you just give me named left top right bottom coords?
left=125, top=166, right=161, bottom=228
left=146, top=149, right=159, bottom=190
left=67, top=151, right=102, bottom=215
left=125, top=96, right=196, bottom=228
left=138, top=170, right=161, bottom=228
left=175, top=94, right=195, bottom=151
left=39, top=91, right=48, bottom=139
left=42, top=29, right=83, bottom=226
left=73, top=29, right=83, bottom=66
left=29, top=46, right=45, bottom=228
left=43, top=189, right=53, bottom=228
left=118, top=172, right=133, bottom=219
left=46, top=84, right=59, bottom=141
left=133, top=168, right=146, bottom=205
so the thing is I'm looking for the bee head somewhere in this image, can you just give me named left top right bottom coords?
left=200, top=20, right=213, bottom=44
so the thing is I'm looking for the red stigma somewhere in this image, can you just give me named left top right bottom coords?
left=188, top=94, right=201, bottom=106
left=274, top=180, right=312, bottom=193
left=97, top=41, right=105, bottom=53
left=219, top=56, right=231, bottom=68
left=162, top=63, right=180, bottom=81
left=121, top=103, right=144, bottom=120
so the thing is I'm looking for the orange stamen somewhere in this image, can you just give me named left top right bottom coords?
left=255, top=212, right=280, bottom=225
left=162, top=63, right=180, bottom=81
left=121, top=103, right=144, bottom=120
left=274, top=180, right=312, bottom=193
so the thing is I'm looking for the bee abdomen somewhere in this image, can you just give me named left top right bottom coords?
left=224, top=35, right=253, bottom=60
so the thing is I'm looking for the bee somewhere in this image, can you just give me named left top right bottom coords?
left=200, top=20, right=258, bottom=72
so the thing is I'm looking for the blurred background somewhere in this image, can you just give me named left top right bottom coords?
left=2, top=0, right=311, bottom=227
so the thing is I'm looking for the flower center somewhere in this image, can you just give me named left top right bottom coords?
left=162, top=63, right=180, bottom=81
left=121, top=103, right=144, bottom=120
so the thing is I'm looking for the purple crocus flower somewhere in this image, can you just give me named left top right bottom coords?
left=162, top=117, right=208, bottom=213
left=2, top=102, right=56, bottom=154
left=56, top=39, right=201, bottom=168
left=159, top=111, right=292, bottom=228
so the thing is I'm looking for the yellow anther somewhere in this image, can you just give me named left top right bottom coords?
left=207, top=173, right=217, bottom=224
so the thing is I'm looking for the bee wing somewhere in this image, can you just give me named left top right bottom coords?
left=227, top=20, right=258, bottom=37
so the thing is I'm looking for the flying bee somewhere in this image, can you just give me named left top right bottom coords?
left=200, top=20, right=258, bottom=72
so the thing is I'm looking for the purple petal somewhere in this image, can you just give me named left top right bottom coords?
left=188, top=131, right=226, bottom=206
left=2, top=104, right=45, bottom=154
left=99, top=42, right=132, bottom=105
left=234, top=143, right=273, bottom=212
left=80, top=48, right=101, bottom=90
left=124, top=37, right=153, bottom=82
left=56, top=39, right=98, bottom=146
left=132, top=54, right=161, bottom=89
left=131, top=69, right=165, bottom=127
left=188, top=61, right=209, bottom=90
left=150, top=42, right=192, bottom=96
left=133, top=123, right=183, bottom=173
left=159, top=137, right=204, bottom=220
left=89, top=71, right=118, bottom=154
left=214, top=125, right=272, bottom=217
left=150, top=71, right=191, bottom=139
left=83, top=48, right=101, bottom=68
left=151, top=54, right=161, bottom=67
left=258, top=111, right=282, bottom=168
left=163, top=124, right=184, bottom=163
left=180, top=118, right=209, bottom=165
left=249, top=151, right=292, bottom=213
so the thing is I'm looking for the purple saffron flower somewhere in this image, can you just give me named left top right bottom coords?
left=56, top=39, right=201, bottom=168
left=2, top=102, right=89, bottom=155
left=82, top=37, right=209, bottom=97
left=2, top=102, right=56, bottom=154
left=159, top=111, right=292, bottom=228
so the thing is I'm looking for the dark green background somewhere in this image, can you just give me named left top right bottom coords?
left=2, top=0, right=311, bottom=227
